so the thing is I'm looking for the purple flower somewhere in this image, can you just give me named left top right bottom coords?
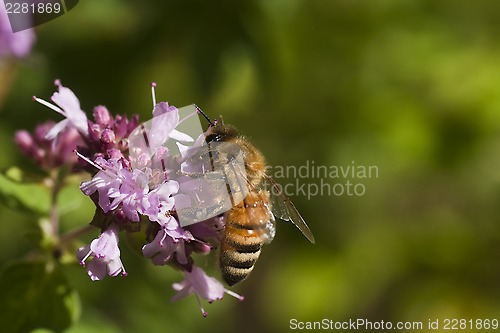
left=142, top=227, right=191, bottom=266
left=17, top=79, right=250, bottom=316
left=33, top=80, right=89, bottom=139
left=14, top=130, right=34, bottom=154
left=185, top=215, right=225, bottom=243
left=0, top=2, right=35, bottom=58
left=80, top=156, right=180, bottom=223
left=153, top=102, right=193, bottom=143
left=107, top=168, right=150, bottom=221
left=80, top=157, right=125, bottom=213
left=128, top=99, right=196, bottom=174
left=142, top=180, right=179, bottom=223
left=77, top=223, right=127, bottom=280
left=14, top=121, right=81, bottom=170
left=67, top=82, right=245, bottom=315
left=93, top=105, right=112, bottom=127
left=87, top=105, right=139, bottom=160
left=171, top=266, right=243, bottom=317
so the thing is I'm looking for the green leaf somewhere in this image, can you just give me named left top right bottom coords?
left=57, top=174, right=88, bottom=217
left=0, top=261, right=81, bottom=333
left=0, top=169, right=51, bottom=215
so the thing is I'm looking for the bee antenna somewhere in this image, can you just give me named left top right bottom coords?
left=194, top=104, right=214, bottom=126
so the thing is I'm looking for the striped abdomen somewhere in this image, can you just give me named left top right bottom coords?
left=220, top=191, right=273, bottom=286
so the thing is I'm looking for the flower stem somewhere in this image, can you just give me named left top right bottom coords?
left=48, top=168, right=70, bottom=244
left=59, top=224, right=96, bottom=247
left=48, top=169, right=62, bottom=243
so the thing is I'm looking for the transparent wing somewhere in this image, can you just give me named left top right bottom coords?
left=263, top=175, right=315, bottom=244
left=174, top=170, right=236, bottom=224
left=227, top=165, right=310, bottom=245
left=178, top=152, right=277, bottom=243
left=174, top=141, right=249, bottom=226
left=262, top=197, right=276, bottom=244
left=128, top=105, right=251, bottom=227
left=237, top=189, right=276, bottom=244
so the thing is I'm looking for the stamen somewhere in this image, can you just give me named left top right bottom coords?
left=224, top=289, right=244, bottom=301
left=32, top=95, right=65, bottom=116
left=151, top=82, right=157, bottom=107
left=119, top=263, right=128, bottom=277
left=79, top=250, right=93, bottom=265
left=191, top=238, right=213, bottom=254
left=109, top=263, right=128, bottom=277
left=159, top=229, right=168, bottom=246
left=75, top=150, right=136, bottom=188
left=192, top=238, right=212, bottom=247
left=74, top=150, right=103, bottom=171
left=195, top=294, right=208, bottom=317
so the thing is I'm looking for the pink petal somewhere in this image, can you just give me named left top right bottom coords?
left=51, top=85, right=89, bottom=136
left=87, top=259, right=107, bottom=281
left=170, top=129, right=194, bottom=142
left=44, top=119, right=69, bottom=140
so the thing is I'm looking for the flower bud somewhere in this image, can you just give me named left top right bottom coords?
left=101, top=128, right=115, bottom=144
left=93, top=105, right=112, bottom=127
left=14, top=130, right=35, bottom=155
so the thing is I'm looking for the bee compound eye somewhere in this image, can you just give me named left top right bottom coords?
left=205, top=133, right=223, bottom=143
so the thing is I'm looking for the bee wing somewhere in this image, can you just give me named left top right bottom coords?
left=261, top=199, right=276, bottom=244
left=226, top=162, right=313, bottom=244
left=263, top=175, right=315, bottom=244
left=175, top=170, right=235, bottom=224
left=175, top=141, right=250, bottom=226
left=221, top=160, right=277, bottom=244
left=244, top=190, right=276, bottom=245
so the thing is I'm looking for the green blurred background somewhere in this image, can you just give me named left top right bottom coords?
left=2, top=0, right=500, bottom=332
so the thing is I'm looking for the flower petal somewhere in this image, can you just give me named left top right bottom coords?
left=51, top=83, right=89, bottom=136
left=170, top=129, right=194, bottom=142
left=44, top=119, right=69, bottom=140
left=87, top=258, right=107, bottom=281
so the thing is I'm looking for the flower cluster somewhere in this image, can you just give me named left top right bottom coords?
left=15, top=121, right=81, bottom=171
left=16, top=80, right=243, bottom=316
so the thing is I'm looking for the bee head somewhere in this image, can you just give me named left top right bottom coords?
left=194, top=105, right=239, bottom=143
left=205, top=123, right=239, bottom=143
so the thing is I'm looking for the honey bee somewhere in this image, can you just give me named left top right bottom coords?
left=201, top=119, right=315, bottom=286
left=128, top=103, right=314, bottom=285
